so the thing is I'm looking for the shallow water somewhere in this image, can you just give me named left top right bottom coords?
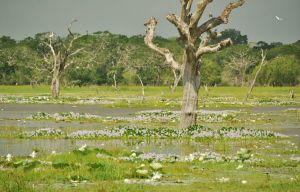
left=0, top=103, right=144, bottom=119
left=0, top=138, right=221, bottom=156
left=0, top=104, right=299, bottom=156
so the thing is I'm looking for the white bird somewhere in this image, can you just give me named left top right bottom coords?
left=6, top=154, right=12, bottom=162
left=78, top=144, right=87, bottom=151
left=275, top=16, right=283, bottom=21
left=30, top=151, right=37, bottom=158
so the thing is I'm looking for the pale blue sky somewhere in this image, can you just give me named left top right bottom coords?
left=0, top=0, right=299, bottom=43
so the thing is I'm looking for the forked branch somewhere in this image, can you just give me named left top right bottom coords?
left=196, top=38, right=232, bottom=59
left=189, top=0, right=213, bottom=29
left=196, top=0, right=245, bottom=37
left=144, top=17, right=182, bottom=70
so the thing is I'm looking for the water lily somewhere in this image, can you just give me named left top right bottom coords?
left=218, top=177, right=230, bottom=183
left=78, top=144, right=87, bottom=151
left=30, top=151, right=37, bottom=158
left=124, top=178, right=134, bottom=184
left=6, top=154, right=12, bottom=162
left=236, top=164, right=244, bottom=169
left=130, top=152, right=137, bottom=158
left=151, top=172, right=162, bottom=181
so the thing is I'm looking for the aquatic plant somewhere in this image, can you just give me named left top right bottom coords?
left=20, top=125, right=287, bottom=140
left=21, top=128, right=65, bottom=138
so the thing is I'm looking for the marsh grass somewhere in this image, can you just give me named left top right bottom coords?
left=0, top=141, right=299, bottom=192
left=0, top=86, right=299, bottom=108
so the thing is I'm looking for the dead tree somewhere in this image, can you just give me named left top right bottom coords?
left=171, top=69, right=183, bottom=93
left=144, top=0, right=246, bottom=129
left=44, top=20, right=83, bottom=98
left=244, top=49, right=267, bottom=102
left=226, top=49, right=257, bottom=87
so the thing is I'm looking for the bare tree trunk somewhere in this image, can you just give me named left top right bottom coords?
left=244, top=50, right=266, bottom=103
left=171, top=70, right=182, bottom=93
left=113, top=72, right=118, bottom=90
left=289, top=89, right=295, bottom=99
left=51, top=72, right=60, bottom=98
left=241, top=70, right=246, bottom=87
left=179, top=52, right=201, bottom=130
left=137, top=74, right=145, bottom=100
left=204, top=84, right=209, bottom=97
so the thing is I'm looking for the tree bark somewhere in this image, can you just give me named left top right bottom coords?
left=179, top=50, right=201, bottom=129
left=171, top=69, right=182, bottom=93
left=113, top=72, right=118, bottom=90
left=51, top=72, right=60, bottom=98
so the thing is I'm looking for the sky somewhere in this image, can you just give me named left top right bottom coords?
left=0, top=0, right=299, bottom=44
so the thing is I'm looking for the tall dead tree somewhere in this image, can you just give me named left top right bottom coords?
left=226, top=48, right=257, bottom=87
left=244, top=49, right=267, bottom=102
left=144, top=0, right=246, bottom=129
left=44, top=20, right=83, bottom=98
left=171, top=69, right=183, bottom=93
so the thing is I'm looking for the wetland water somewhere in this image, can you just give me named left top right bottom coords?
left=0, top=104, right=299, bottom=156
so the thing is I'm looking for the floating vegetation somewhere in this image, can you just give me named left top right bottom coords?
left=27, top=110, right=239, bottom=124
left=120, top=148, right=257, bottom=163
left=20, top=125, right=287, bottom=140
left=21, top=128, right=65, bottom=138
left=29, top=112, right=100, bottom=121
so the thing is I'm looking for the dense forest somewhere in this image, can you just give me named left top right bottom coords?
left=0, top=29, right=299, bottom=87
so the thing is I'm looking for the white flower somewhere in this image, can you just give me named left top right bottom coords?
left=6, top=154, right=12, bottom=162
left=218, top=177, right=230, bottom=183
left=78, top=144, right=87, bottom=151
left=236, top=165, right=244, bottom=170
left=186, top=153, right=195, bottom=162
left=151, top=172, right=162, bottom=181
left=130, top=152, right=137, bottom=158
left=30, top=151, right=37, bottom=158
left=241, top=180, right=247, bottom=184
left=124, top=179, right=134, bottom=184
left=51, top=150, right=56, bottom=155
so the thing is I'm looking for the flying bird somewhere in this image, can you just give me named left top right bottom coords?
left=275, top=16, right=283, bottom=21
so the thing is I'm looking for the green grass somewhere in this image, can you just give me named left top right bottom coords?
left=0, top=85, right=298, bottom=99
left=0, top=85, right=299, bottom=108
left=0, top=141, right=299, bottom=192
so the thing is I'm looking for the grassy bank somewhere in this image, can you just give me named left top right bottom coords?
left=0, top=85, right=299, bottom=108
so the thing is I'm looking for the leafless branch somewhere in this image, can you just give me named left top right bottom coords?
left=196, top=0, right=245, bottom=37
left=144, top=17, right=182, bottom=70
left=196, top=38, right=232, bottom=58
left=189, top=0, right=213, bottom=29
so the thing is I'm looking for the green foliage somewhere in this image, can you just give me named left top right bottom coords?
left=211, top=28, right=248, bottom=45
left=0, top=31, right=299, bottom=86
left=258, top=55, right=300, bottom=86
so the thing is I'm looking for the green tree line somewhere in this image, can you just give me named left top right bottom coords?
left=0, top=29, right=299, bottom=87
